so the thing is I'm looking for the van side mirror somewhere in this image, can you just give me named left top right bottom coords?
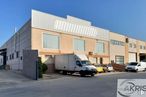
left=138, top=64, right=141, bottom=66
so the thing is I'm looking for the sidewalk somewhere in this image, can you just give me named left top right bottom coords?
left=0, top=70, right=32, bottom=88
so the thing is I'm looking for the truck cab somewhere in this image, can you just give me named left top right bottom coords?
left=75, top=60, right=97, bottom=76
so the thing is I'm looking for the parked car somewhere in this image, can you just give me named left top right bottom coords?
left=102, top=64, right=114, bottom=72
left=125, top=62, right=146, bottom=72
left=94, top=64, right=104, bottom=73
left=55, top=54, right=97, bottom=76
left=107, top=64, right=114, bottom=72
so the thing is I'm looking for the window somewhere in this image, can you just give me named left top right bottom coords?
left=74, top=38, right=85, bottom=51
left=143, top=46, right=146, bottom=50
left=140, top=45, right=143, bottom=49
left=95, top=42, right=105, bottom=54
left=76, top=61, right=82, bottom=67
left=9, top=55, right=11, bottom=60
left=6, top=56, right=8, bottom=61
left=115, top=56, right=124, bottom=65
left=134, top=44, right=136, bottom=48
left=110, top=40, right=124, bottom=46
left=12, top=53, right=14, bottom=59
left=20, top=56, right=23, bottom=60
left=16, top=51, right=19, bottom=58
left=129, top=43, right=132, bottom=48
left=43, top=33, right=59, bottom=49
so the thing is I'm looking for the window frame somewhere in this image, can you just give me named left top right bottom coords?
left=95, top=41, right=105, bottom=54
left=42, top=33, right=60, bottom=50
left=115, top=55, right=124, bottom=65
left=73, top=38, right=85, bottom=51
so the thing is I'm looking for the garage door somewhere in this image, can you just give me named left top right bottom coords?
left=128, top=53, right=136, bottom=62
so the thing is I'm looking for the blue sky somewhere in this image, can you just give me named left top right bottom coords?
left=0, top=0, right=146, bottom=46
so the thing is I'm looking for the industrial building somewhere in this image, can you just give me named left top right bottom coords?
left=0, top=10, right=146, bottom=71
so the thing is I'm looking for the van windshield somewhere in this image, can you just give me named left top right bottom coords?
left=81, top=61, right=91, bottom=65
left=128, top=62, right=138, bottom=66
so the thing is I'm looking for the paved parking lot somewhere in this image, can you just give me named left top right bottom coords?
left=0, top=71, right=145, bottom=97
left=0, top=70, right=31, bottom=88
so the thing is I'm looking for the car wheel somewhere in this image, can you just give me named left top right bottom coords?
left=62, top=71, right=67, bottom=75
left=144, top=68, right=146, bottom=72
left=91, top=74, right=94, bottom=77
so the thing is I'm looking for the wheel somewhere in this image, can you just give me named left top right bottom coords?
left=62, top=71, right=67, bottom=75
left=80, top=71, right=85, bottom=77
left=80, top=74, right=85, bottom=77
left=135, top=69, right=138, bottom=72
left=143, top=68, right=146, bottom=72
left=125, top=69, right=128, bottom=72
left=91, top=74, right=95, bottom=77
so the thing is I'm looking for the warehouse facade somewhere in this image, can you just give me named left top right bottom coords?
left=0, top=10, right=146, bottom=71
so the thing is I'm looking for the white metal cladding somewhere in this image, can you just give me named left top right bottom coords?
left=54, top=20, right=109, bottom=41
left=32, top=10, right=109, bottom=41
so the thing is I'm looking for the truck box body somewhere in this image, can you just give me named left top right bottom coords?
left=55, top=54, right=88, bottom=71
left=55, top=54, right=97, bottom=76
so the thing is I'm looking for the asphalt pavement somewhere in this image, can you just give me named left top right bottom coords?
left=0, top=72, right=145, bottom=97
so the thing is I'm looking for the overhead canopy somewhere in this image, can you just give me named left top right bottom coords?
left=139, top=53, right=146, bottom=56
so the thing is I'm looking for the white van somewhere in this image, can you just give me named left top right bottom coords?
left=55, top=54, right=97, bottom=76
left=125, top=62, right=146, bottom=72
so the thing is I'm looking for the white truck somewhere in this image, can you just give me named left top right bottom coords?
left=55, top=54, right=97, bottom=76
left=125, top=62, right=146, bottom=72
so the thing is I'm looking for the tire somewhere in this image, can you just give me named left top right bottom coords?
left=80, top=71, right=85, bottom=77
left=135, top=69, right=138, bottom=72
left=80, top=74, right=85, bottom=77
left=91, top=74, right=95, bottom=77
left=143, top=68, right=146, bottom=72
left=62, top=71, right=67, bottom=75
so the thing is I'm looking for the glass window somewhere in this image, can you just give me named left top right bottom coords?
left=140, top=45, right=143, bottom=49
left=74, top=38, right=85, bottom=51
left=129, top=43, right=132, bottom=48
left=16, top=51, right=19, bottom=58
left=143, top=46, right=146, bottom=50
left=115, top=56, right=124, bottom=64
left=134, top=44, right=136, bottom=48
left=12, top=53, right=14, bottom=59
left=43, top=33, right=59, bottom=49
left=95, top=42, right=105, bottom=54
left=76, top=61, right=82, bottom=67
left=110, top=40, right=124, bottom=46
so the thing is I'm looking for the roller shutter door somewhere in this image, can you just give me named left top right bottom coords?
left=128, top=53, right=136, bottom=62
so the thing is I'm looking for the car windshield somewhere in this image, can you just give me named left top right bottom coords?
left=81, top=61, right=91, bottom=65
left=95, top=64, right=102, bottom=67
left=107, top=64, right=112, bottom=67
left=128, top=62, right=138, bottom=66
